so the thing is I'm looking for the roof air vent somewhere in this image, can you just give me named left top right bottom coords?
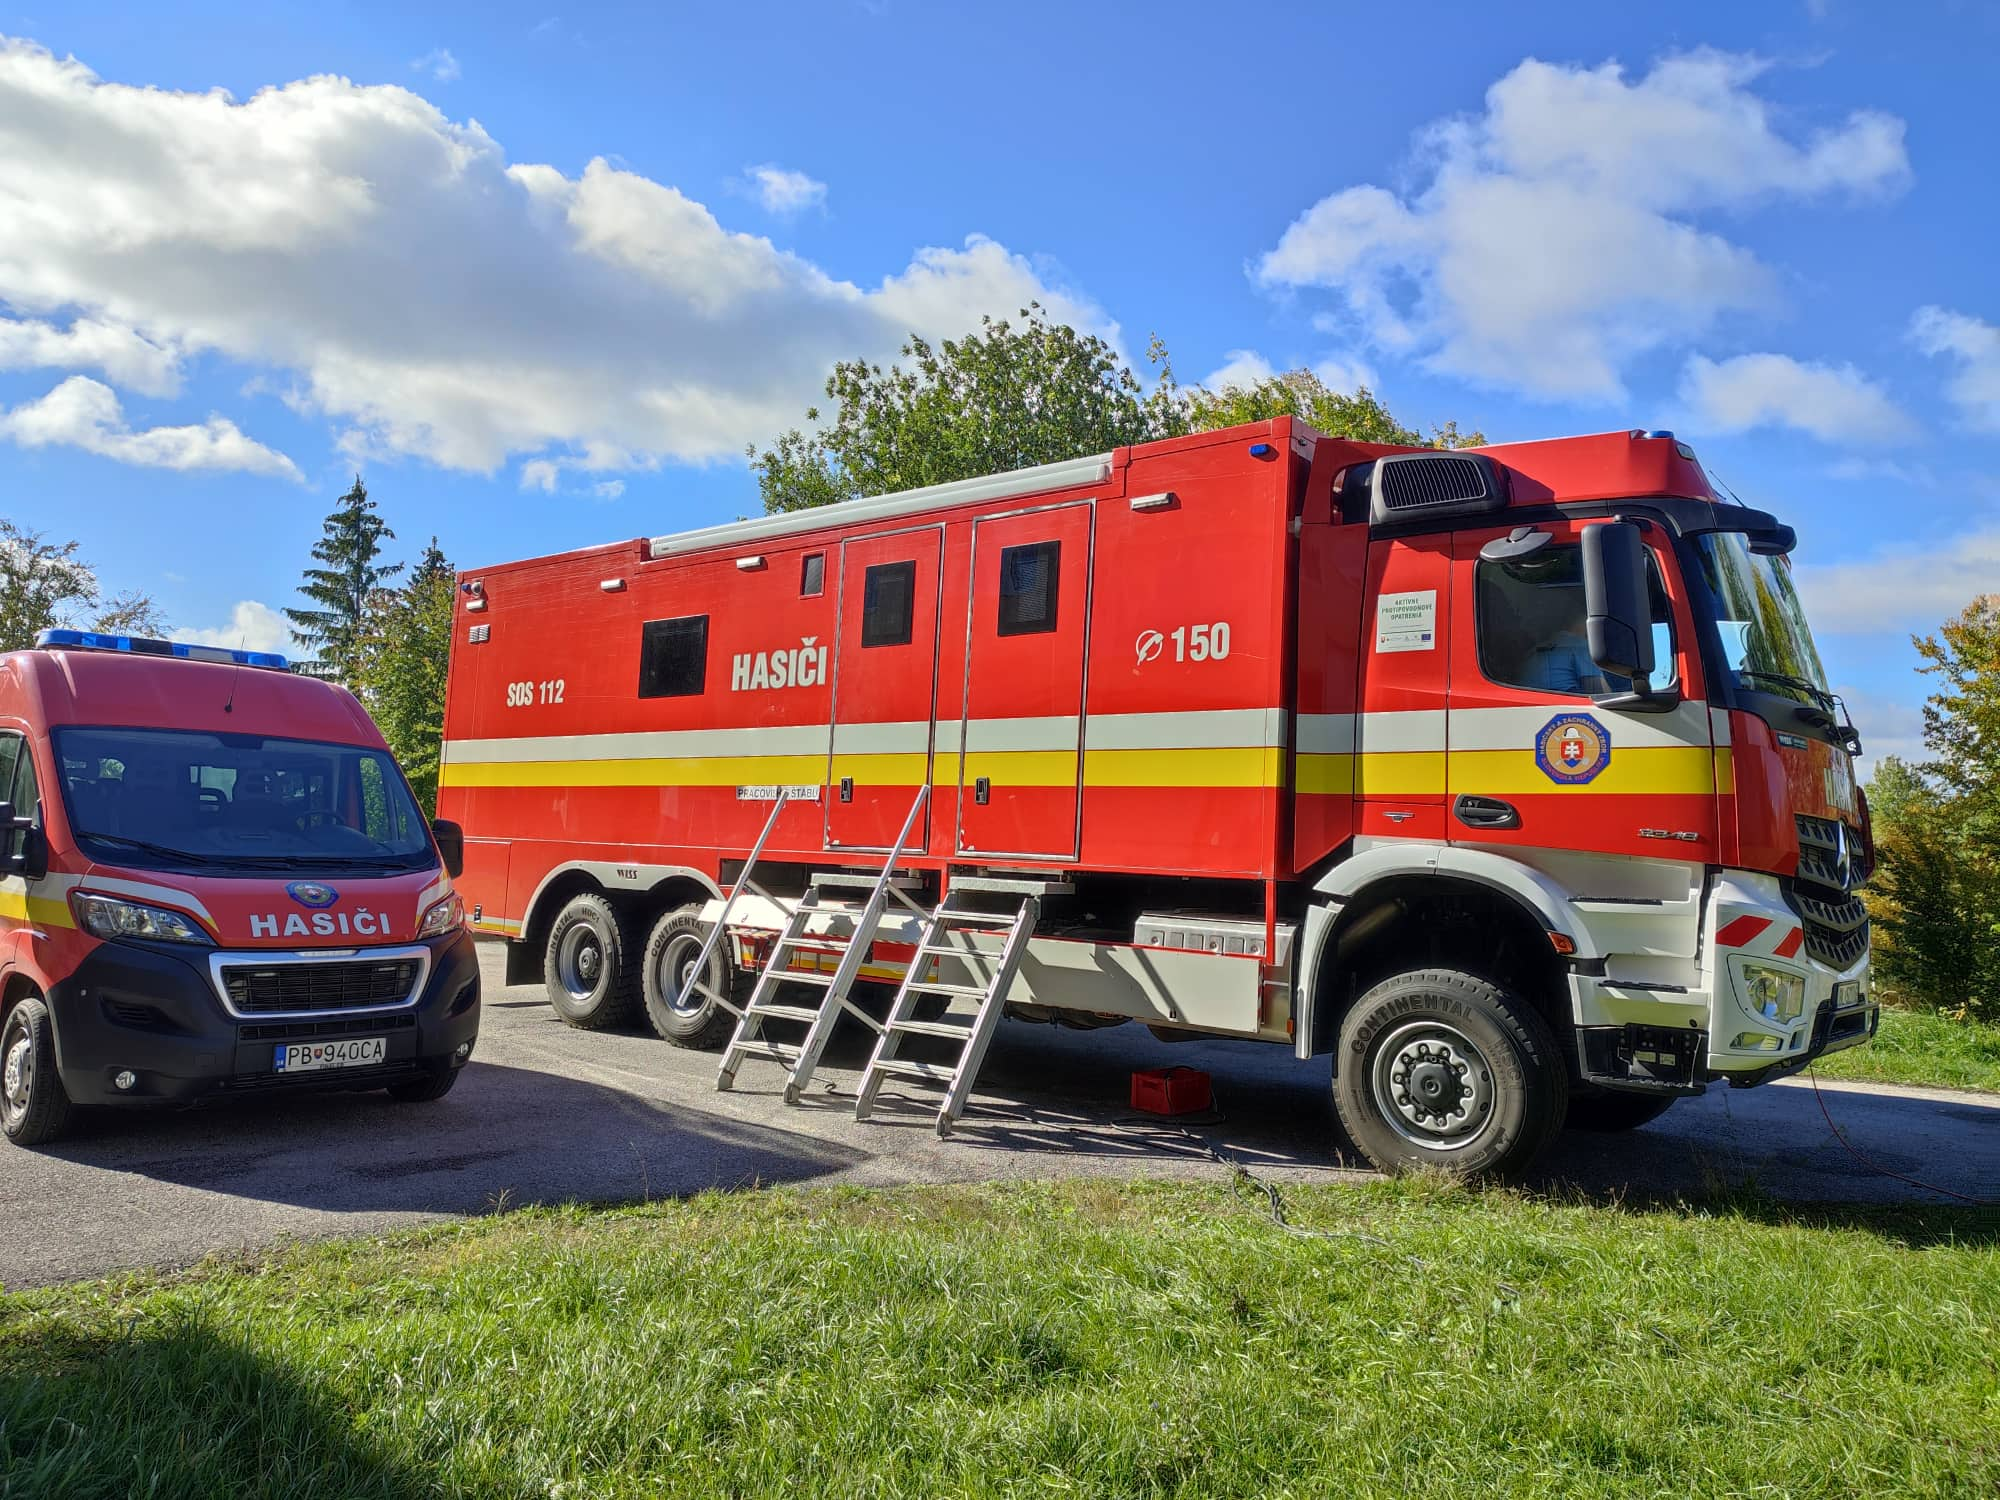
left=1367, top=451, right=1510, bottom=527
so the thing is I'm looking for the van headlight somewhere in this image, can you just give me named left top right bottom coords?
left=417, top=892, right=464, bottom=939
left=1736, top=963, right=1806, bottom=1023
left=73, top=892, right=211, bottom=945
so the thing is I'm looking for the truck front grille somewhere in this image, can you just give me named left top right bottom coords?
left=1788, top=886, right=1870, bottom=971
left=220, top=957, right=421, bottom=1015
left=1795, top=813, right=1862, bottom=891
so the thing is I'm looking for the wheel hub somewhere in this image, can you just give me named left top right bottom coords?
left=660, top=935, right=708, bottom=1015
left=3, top=1033, right=30, bottom=1114
left=556, top=927, right=607, bottom=1000
left=1372, top=1021, right=1496, bottom=1150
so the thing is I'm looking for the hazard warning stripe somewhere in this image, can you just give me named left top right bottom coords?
left=1716, top=915, right=1774, bottom=948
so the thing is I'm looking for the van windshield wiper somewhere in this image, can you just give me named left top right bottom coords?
left=75, top=831, right=219, bottom=866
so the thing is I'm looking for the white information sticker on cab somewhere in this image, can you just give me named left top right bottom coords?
left=274, top=1038, right=386, bottom=1073
left=1375, top=590, right=1438, bottom=653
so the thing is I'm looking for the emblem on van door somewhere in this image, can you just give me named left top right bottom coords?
left=1534, top=713, right=1611, bottom=786
left=287, top=881, right=339, bottom=909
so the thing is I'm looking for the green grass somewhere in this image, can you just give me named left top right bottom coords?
left=1813, top=1004, right=2000, bottom=1094
left=4, top=1182, right=1997, bottom=1499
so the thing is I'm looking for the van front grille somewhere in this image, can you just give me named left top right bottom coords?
left=220, top=958, right=421, bottom=1015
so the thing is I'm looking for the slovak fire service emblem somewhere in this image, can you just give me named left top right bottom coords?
left=1534, top=713, right=1611, bottom=786
left=286, top=881, right=340, bottom=909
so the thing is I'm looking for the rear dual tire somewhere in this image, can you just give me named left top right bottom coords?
left=642, top=906, right=742, bottom=1050
left=1331, top=969, right=1567, bottom=1180
left=543, top=893, right=642, bottom=1030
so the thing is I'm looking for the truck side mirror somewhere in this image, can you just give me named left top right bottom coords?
left=1582, top=521, right=1656, bottom=684
left=431, top=817, right=465, bottom=879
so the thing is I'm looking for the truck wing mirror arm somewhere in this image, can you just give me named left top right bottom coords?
left=1592, top=682, right=1684, bottom=715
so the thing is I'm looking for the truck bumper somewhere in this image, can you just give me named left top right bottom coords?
left=47, top=930, right=482, bottom=1108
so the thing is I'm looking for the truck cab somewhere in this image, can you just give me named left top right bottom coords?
left=0, top=631, right=480, bottom=1147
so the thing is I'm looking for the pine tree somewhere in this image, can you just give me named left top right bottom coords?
left=359, top=538, right=457, bottom=813
left=286, top=476, right=401, bottom=687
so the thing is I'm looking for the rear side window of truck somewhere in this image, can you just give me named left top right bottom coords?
left=639, top=614, right=709, bottom=698
left=996, top=540, right=1061, bottom=637
left=861, top=561, right=916, bottom=648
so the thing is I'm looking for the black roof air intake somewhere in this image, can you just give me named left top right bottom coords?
left=1363, top=451, right=1510, bottom=527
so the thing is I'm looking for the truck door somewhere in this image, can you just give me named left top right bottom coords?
left=1445, top=520, right=1716, bottom=863
left=826, top=526, right=943, bottom=852
left=954, top=503, right=1092, bottom=861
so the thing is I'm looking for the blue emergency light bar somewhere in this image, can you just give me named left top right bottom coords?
left=34, top=628, right=291, bottom=672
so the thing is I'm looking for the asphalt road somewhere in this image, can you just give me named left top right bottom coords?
left=3, top=939, right=1996, bottom=1288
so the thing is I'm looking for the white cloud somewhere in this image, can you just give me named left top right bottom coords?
left=1910, top=305, right=2000, bottom=432
left=592, top=478, right=625, bottom=499
left=1793, top=529, right=2000, bottom=635
left=174, top=599, right=291, bottom=655
left=0, top=315, right=183, bottom=396
left=0, top=39, right=1113, bottom=480
left=1680, top=352, right=1910, bottom=442
left=1201, top=348, right=1382, bottom=395
left=412, top=48, right=460, bottom=83
left=519, top=458, right=560, bottom=493
left=0, top=375, right=300, bottom=479
left=1823, top=456, right=1934, bottom=486
left=742, top=164, right=827, bottom=216
left=1256, top=50, right=1908, bottom=400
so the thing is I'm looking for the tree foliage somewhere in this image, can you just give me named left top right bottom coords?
left=1866, top=594, right=2000, bottom=1021
left=285, top=477, right=402, bottom=688
left=751, top=307, right=1479, bottom=514
left=358, top=538, right=456, bottom=814
left=0, top=519, right=162, bottom=651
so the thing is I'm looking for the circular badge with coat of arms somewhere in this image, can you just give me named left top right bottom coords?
left=1535, top=713, right=1612, bottom=785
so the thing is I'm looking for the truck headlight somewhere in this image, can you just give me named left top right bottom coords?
left=416, top=892, right=464, bottom=939
left=74, top=892, right=211, bottom=946
left=1737, top=963, right=1806, bottom=1023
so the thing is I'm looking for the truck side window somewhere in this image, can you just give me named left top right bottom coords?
left=1476, top=543, right=1675, bottom=697
left=800, top=552, right=825, bottom=597
left=638, top=615, right=709, bottom=698
left=861, top=561, right=916, bottom=648
left=996, top=540, right=1061, bottom=637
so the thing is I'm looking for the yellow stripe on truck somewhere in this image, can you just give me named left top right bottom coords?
left=1447, top=746, right=1716, bottom=797
left=441, top=754, right=829, bottom=790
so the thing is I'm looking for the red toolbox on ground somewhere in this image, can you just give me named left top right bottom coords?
left=1130, top=1066, right=1213, bottom=1116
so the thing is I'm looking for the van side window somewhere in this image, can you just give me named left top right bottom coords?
left=0, top=733, right=36, bottom=866
left=1476, top=543, right=1675, bottom=697
left=996, top=540, right=1061, bottom=637
left=0, top=735, right=19, bottom=814
left=639, top=615, right=709, bottom=698
left=861, top=560, right=916, bottom=648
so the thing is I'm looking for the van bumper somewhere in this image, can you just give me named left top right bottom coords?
left=46, top=930, right=481, bottom=1107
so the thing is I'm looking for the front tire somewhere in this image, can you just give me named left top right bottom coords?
left=642, top=905, right=742, bottom=1050
left=1331, top=969, right=1567, bottom=1179
left=386, top=1068, right=461, bottom=1103
left=543, top=893, right=640, bottom=1030
left=2, top=996, right=76, bottom=1147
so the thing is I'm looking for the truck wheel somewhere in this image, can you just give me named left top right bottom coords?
left=1565, top=1092, right=1676, bottom=1132
left=642, top=906, right=742, bottom=1050
left=2, top=996, right=77, bottom=1147
left=543, top=893, right=640, bottom=1030
left=1331, top=969, right=1567, bottom=1180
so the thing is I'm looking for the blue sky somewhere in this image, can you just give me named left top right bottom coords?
left=3, top=1, right=1998, bottom=771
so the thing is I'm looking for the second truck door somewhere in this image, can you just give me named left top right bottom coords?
left=955, top=503, right=1092, bottom=860
left=826, top=526, right=943, bottom=852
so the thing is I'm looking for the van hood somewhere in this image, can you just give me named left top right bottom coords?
left=72, top=864, right=452, bottom=949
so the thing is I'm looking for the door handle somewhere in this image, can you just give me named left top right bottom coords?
left=974, top=776, right=990, bottom=806
left=839, top=776, right=854, bottom=803
left=1453, top=794, right=1520, bottom=830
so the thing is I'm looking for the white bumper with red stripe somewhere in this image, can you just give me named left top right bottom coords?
left=1703, top=871, right=1873, bottom=1075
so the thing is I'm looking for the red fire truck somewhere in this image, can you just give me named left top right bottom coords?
left=0, top=632, right=480, bottom=1147
left=439, top=418, right=1874, bottom=1176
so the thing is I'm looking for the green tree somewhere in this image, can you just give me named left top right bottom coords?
left=1865, top=594, right=2000, bottom=1021
left=752, top=309, right=1477, bottom=514
left=751, top=304, right=1191, bottom=513
left=286, top=476, right=401, bottom=688
left=1188, top=366, right=1484, bottom=448
left=0, top=519, right=162, bottom=651
left=358, top=539, right=456, bottom=813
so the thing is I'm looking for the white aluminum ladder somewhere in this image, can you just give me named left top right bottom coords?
left=716, top=784, right=931, bottom=1104
left=669, top=788, right=795, bottom=1023
left=853, top=882, right=1042, bottom=1137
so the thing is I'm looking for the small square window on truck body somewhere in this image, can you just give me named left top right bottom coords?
left=638, top=614, right=709, bottom=698
left=860, top=560, right=916, bottom=648
left=996, top=539, right=1061, bottom=637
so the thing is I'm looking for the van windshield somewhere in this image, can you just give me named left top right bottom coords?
left=54, top=727, right=434, bottom=873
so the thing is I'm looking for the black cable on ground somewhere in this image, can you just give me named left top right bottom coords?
left=1805, top=1066, right=1998, bottom=1207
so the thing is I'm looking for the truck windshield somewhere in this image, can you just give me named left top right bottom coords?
left=1690, top=532, right=1832, bottom=704
left=54, top=727, right=434, bottom=873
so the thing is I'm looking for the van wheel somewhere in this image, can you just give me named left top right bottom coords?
left=1331, top=969, right=1567, bottom=1180
left=642, top=906, right=742, bottom=1050
left=1565, top=1092, right=1677, bottom=1132
left=387, top=1068, right=460, bottom=1103
left=544, top=893, right=640, bottom=1029
left=2, top=996, right=76, bottom=1147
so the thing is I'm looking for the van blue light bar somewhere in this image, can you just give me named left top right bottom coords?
left=34, top=628, right=291, bottom=672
